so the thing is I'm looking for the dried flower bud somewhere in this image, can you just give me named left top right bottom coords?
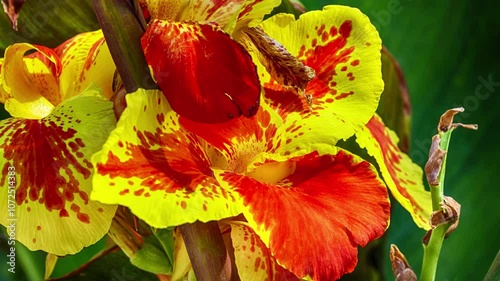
left=423, top=196, right=461, bottom=245
left=390, top=244, right=417, bottom=281
left=438, top=107, right=478, bottom=133
left=425, top=135, right=447, bottom=186
left=1, top=0, right=25, bottom=30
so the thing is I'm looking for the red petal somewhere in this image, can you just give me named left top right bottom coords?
left=141, top=20, right=261, bottom=123
left=220, top=150, right=390, bottom=280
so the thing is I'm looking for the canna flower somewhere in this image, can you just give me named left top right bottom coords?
left=91, top=88, right=390, bottom=280
left=0, top=31, right=118, bottom=255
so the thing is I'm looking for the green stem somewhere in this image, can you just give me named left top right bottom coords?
left=420, top=128, right=454, bottom=281
left=92, top=0, right=157, bottom=92
left=180, top=221, right=240, bottom=281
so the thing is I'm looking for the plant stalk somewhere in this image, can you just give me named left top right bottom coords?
left=180, top=221, right=239, bottom=281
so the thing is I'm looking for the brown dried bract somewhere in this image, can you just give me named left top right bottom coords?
left=423, top=196, right=461, bottom=245
left=390, top=244, right=417, bottom=281
left=425, top=135, right=447, bottom=186
left=240, top=27, right=315, bottom=107
left=1, top=0, right=25, bottom=30
left=438, top=107, right=478, bottom=132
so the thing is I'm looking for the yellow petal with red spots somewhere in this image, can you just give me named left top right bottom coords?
left=1, top=43, right=61, bottom=118
left=0, top=85, right=117, bottom=255
left=217, top=150, right=390, bottom=280
left=91, top=89, right=241, bottom=228
left=258, top=5, right=383, bottom=143
left=229, top=222, right=300, bottom=281
left=355, top=114, right=432, bottom=229
left=56, top=30, right=115, bottom=100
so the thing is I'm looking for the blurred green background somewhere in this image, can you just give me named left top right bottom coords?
left=1, top=0, right=498, bottom=280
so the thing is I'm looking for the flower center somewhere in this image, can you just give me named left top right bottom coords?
left=246, top=161, right=296, bottom=185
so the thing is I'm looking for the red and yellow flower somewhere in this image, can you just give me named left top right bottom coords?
left=89, top=4, right=423, bottom=279
left=0, top=31, right=117, bottom=255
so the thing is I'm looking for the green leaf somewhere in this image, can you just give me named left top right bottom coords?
left=377, top=47, right=412, bottom=153
left=93, top=0, right=156, bottom=92
left=0, top=0, right=98, bottom=53
left=130, top=241, right=173, bottom=275
left=152, top=227, right=175, bottom=265
left=47, top=246, right=159, bottom=281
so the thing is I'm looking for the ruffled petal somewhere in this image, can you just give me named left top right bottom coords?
left=218, top=150, right=390, bottom=280
left=259, top=5, right=383, bottom=142
left=355, top=114, right=432, bottom=229
left=0, top=86, right=117, bottom=255
left=229, top=222, right=299, bottom=281
left=91, top=89, right=241, bottom=228
left=1, top=43, right=61, bottom=118
left=141, top=20, right=261, bottom=123
left=56, top=30, right=115, bottom=100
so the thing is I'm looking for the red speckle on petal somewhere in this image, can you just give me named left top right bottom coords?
left=119, top=189, right=130, bottom=195
left=180, top=201, right=187, bottom=209
left=70, top=203, right=80, bottom=212
left=98, top=207, right=104, bottom=212
left=32, top=238, right=36, bottom=243
left=317, top=24, right=325, bottom=36
left=134, top=189, right=145, bottom=196
left=340, top=66, right=347, bottom=72
left=329, top=26, right=338, bottom=37
left=339, top=20, right=352, bottom=38
left=254, top=257, right=262, bottom=272
left=336, top=91, right=355, bottom=100
left=59, top=209, right=69, bottom=217
left=351, top=59, right=360, bottom=66
left=156, top=113, right=165, bottom=124
left=37, top=226, right=42, bottom=231
left=77, top=212, right=90, bottom=224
